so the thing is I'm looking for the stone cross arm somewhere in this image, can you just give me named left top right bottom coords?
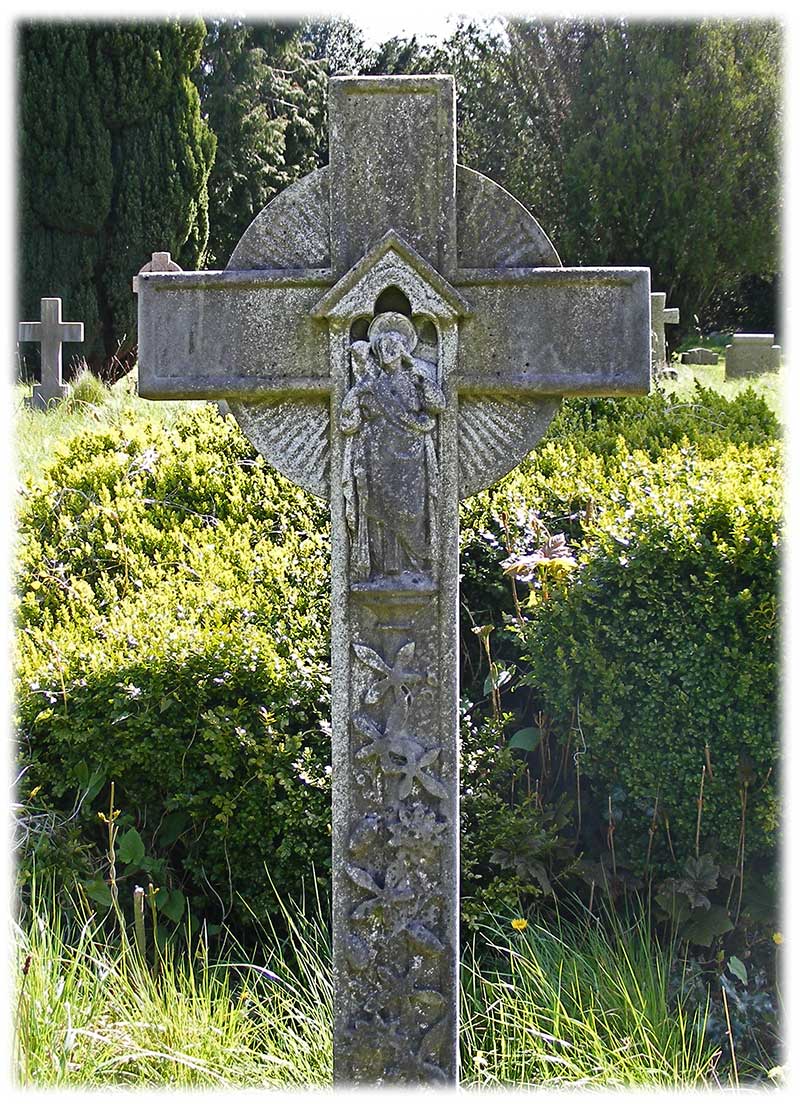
left=137, top=254, right=650, bottom=401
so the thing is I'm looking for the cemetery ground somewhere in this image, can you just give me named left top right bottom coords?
left=12, top=359, right=783, bottom=1088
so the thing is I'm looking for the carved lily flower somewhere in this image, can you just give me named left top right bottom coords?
left=390, top=744, right=447, bottom=801
left=346, top=862, right=414, bottom=921
left=352, top=641, right=434, bottom=705
left=354, top=697, right=447, bottom=801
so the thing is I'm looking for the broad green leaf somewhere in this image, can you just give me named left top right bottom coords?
left=728, top=955, right=748, bottom=985
left=82, top=878, right=112, bottom=906
left=117, top=827, right=145, bottom=865
left=681, top=904, right=734, bottom=947
left=161, top=889, right=186, bottom=923
left=509, top=727, right=541, bottom=752
left=157, top=810, right=191, bottom=847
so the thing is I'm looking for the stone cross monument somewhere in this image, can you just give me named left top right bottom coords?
left=650, top=291, right=680, bottom=372
left=136, top=75, right=651, bottom=1085
left=18, top=297, right=84, bottom=408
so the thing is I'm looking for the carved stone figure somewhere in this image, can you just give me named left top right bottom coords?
left=341, top=312, right=445, bottom=581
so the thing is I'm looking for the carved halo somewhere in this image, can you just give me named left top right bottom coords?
left=367, top=312, right=418, bottom=355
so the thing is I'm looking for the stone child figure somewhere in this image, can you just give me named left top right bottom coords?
left=340, top=312, right=445, bottom=581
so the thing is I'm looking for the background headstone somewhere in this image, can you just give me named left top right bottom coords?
left=681, top=347, right=719, bottom=365
left=650, top=291, right=680, bottom=371
left=18, top=297, right=84, bottom=409
left=725, top=333, right=781, bottom=378
left=132, top=251, right=183, bottom=293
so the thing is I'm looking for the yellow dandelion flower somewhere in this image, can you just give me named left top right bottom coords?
left=773, top=932, right=784, bottom=945
left=511, top=918, right=528, bottom=931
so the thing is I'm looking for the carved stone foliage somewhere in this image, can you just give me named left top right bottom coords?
left=342, top=632, right=451, bottom=1084
left=340, top=312, right=445, bottom=584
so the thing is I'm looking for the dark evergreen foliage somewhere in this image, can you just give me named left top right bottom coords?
left=335, top=18, right=781, bottom=337
left=17, top=21, right=215, bottom=378
left=198, top=21, right=325, bottom=267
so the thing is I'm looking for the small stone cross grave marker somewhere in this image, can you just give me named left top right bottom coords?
left=651, top=291, right=680, bottom=371
left=136, top=75, right=651, bottom=1085
left=18, top=297, right=84, bottom=409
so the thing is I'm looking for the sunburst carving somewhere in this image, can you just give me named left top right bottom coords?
left=229, top=397, right=330, bottom=499
left=457, top=394, right=560, bottom=498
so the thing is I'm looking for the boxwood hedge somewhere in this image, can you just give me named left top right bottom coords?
left=15, top=384, right=781, bottom=933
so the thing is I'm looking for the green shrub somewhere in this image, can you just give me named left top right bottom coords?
left=15, top=387, right=781, bottom=940
left=15, top=405, right=332, bottom=933
left=515, top=442, right=780, bottom=870
left=457, top=388, right=780, bottom=922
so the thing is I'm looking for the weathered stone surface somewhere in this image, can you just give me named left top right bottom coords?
left=18, top=297, right=84, bottom=409
left=681, top=347, right=719, bottom=365
left=328, top=76, right=456, bottom=278
left=650, top=291, right=679, bottom=370
left=132, top=250, right=182, bottom=293
left=135, top=72, right=652, bottom=1086
left=457, top=269, right=650, bottom=396
left=725, top=333, right=781, bottom=378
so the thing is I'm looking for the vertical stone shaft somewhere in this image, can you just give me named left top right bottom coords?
left=328, top=75, right=457, bottom=279
left=326, top=76, right=462, bottom=1085
left=329, top=325, right=461, bottom=1083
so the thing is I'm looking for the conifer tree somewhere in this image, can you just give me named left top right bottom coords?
left=199, top=21, right=325, bottom=267
left=18, top=20, right=215, bottom=377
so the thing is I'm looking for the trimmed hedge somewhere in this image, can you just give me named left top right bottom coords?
left=16, top=408, right=333, bottom=929
left=15, top=384, right=781, bottom=934
left=459, top=386, right=780, bottom=894
left=517, top=442, right=780, bottom=868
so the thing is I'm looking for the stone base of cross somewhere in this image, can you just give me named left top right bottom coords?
left=135, top=75, right=651, bottom=1085
left=18, top=297, right=84, bottom=409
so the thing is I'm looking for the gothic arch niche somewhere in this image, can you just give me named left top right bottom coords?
left=374, top=285, right=412, bottom=317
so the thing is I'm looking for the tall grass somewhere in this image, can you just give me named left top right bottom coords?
left=660, top=361, right=783, bottom=418
left=13, top=376, right=206, bottom=487
left=460, top=908, right=723, bottom=1089
left=13, top=880, right=332, bottom=1087
left=13, top=880, right=731, bottom=1088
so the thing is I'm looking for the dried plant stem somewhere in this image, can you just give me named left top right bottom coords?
left=695, top=765, right=706, bottom=858
left=133, top=886, right=146, bottom=963
left=721, top=985, right=739, bottom=1087
left=645, top=787, right=660, bottom=878
left=734, top=784, right=748, bottom=926
left=607, top=795, right=617, bottom=877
